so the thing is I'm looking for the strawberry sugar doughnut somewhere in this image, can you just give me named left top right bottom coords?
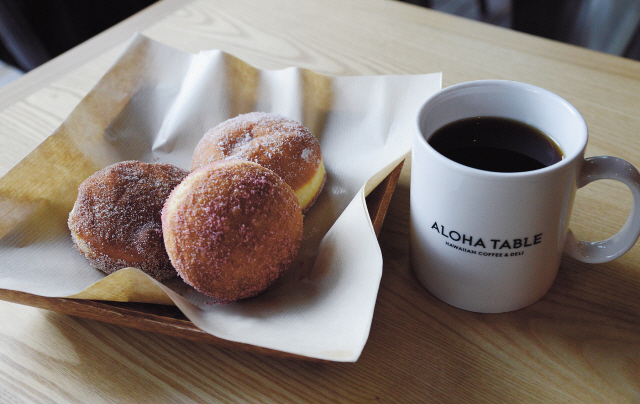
left=68, top=161, right=189, bottom=281
left=191, top=112, right=325, bottom=212
left=162, top=160, right=303, bottom=302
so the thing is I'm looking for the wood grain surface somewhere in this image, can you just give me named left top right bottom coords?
left=1, top=0, right=640, bottom=402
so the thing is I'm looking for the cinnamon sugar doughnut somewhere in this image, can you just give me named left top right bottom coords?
left=68, top=161, right=188, bottom=281
left=162, top=160, right=303, bottom=302
left=191, top=112, right=325, bottom=212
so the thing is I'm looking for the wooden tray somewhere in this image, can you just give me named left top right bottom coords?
left=0, top=161, right=404, bottom=359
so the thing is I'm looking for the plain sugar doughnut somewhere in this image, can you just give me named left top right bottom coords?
left=191, top=112, right=325, bottom=212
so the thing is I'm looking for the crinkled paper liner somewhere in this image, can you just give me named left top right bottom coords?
left=0, top=33, right=441, bottom=361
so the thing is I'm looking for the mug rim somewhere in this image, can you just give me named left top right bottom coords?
left=415, top=80, right=588, bottom=178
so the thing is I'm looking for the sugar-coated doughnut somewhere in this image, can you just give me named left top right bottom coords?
left=162, top=160, right=303, bottom=302
left=68, top=161, right=189, bottom=281
left=191, top=112, right=325, bottom=212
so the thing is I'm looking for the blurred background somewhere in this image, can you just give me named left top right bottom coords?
left=1, top=0, right=640, bottom=87
left=409, top=0, right=640, bottom=60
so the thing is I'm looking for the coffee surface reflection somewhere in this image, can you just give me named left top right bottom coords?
left=428, top=117, right=564, bottom=172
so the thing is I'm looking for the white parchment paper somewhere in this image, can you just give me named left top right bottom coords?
left=0, top=34, right=441, bottom=361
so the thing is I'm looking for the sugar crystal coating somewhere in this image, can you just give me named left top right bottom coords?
left=162, top=160, right=303, bottom=302
left=191, top=112, right=325, bottom=212
left=68, top=160, right=189, bottom=281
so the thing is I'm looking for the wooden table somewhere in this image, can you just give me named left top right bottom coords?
left=1, top=0, right=640, bottom=402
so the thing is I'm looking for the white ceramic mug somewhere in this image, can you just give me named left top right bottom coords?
left=410, top=80, right=640, bottom=313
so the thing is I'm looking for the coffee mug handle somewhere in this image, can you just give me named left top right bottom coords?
left=564, top=156, right=640, bottom=263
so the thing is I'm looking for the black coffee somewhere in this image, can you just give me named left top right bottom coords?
left=428, top=116, right=563, bottom=173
